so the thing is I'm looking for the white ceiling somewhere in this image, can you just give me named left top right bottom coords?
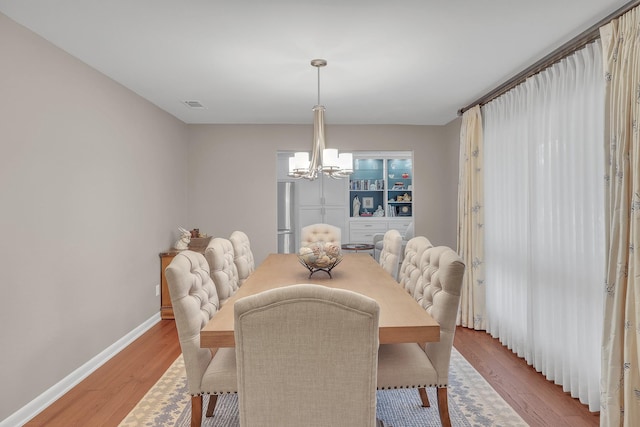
left=0, top=0, right=629, bottom=125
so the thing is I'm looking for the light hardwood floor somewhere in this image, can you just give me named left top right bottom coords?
left=24, top=321, right=598, bottom=426
left=454, top=326, right=599, bottom=426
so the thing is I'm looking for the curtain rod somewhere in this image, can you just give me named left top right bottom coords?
left=458, top=0, right=640, bottom=116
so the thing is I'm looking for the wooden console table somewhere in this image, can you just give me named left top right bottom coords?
left=159, top=250, right=181, bottom=319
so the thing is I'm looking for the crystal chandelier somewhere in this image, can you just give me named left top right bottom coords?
left=288, top=59, right=353, bottom=180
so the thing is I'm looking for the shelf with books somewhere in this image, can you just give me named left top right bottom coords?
left=348, top=153, right=413, bottom=221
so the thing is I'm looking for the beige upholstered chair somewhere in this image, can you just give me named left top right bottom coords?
left=300, top=223, right=341, bottom=248
left=234, top=284, right=380, bottom=427
left=205, top=237, right=240, bottom=305
left=377, top=246, right=465, bottom=427
left=378, top=229, right=403, bottom=280
left=373, top=222, right=414, bottom=261
left=398, top=236, right=433, bottom=296
left=165, top=251, right=237, bottom=427
left=229, top=230, right=255, bottom=285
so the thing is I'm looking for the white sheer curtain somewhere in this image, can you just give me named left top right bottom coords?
left=482, top=41, right=605, bottom=411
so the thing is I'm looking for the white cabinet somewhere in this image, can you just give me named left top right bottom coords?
left=348, top=218, right=413, bottom=244
left=299, top=205, right=346, bottom=232
left=322, top=175, right=349, bottom=205
left=349, top=221, right=388, bottom=243
left=294, top=176, right=347, bottom=206
left=347, top=151, right=414, bottom=244
left=296, top=176, right=322, bottom=206
left=294, top=174, right=348, bottom=250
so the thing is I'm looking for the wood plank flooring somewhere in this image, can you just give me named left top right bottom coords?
left=454, top=326, right=599, bottom=426
left=25, top=320, right=181, bottom=427
left=24, top=321, right=598, bottom=426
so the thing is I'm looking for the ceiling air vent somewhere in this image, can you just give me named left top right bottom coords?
left=183, top=100, right=206, bottom=109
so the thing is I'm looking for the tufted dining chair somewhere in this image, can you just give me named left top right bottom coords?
left=205, top=237, right=240, bottom=305
left=300, top=223, right=341, bottom=248
left=234, top=284, right=380, bottom=427
left=373, top=222, right=414, bottom=262
left=229, top=230, right=255, bottom=285
left=376, top=246, right=465, bottom=427
left=398, top=236, right=433, bottom=296
left=378, top=229, right=403, bottom=280
left=165, top=250, right=237, bottom=427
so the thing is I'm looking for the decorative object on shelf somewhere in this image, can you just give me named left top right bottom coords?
left=374, top=205, right=385, bottom=217
left=297, top=242, right=343, bottom=278
left=363, top=196, right=374, bottom=209
left=353, top=195, right=361, bottom=217
left=174, top=227, right=191, bottom=250
left=403, top=193, right=411, bottom=201
left=402, top=173, right=410, bottom=178
left=288, top=59, right=352, bottom=180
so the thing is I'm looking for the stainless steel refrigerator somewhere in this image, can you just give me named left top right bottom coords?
left=277, top=181, right=295, bottom=253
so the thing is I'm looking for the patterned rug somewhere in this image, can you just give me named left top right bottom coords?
left=119, top=349, right=528, bottom=426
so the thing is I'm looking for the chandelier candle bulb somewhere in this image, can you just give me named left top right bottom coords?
left=339, top=153, right=353, bottom=173
left=323, top=149, right=339, bottom=168
left=293, top=152, right=310, bottom=170
left=288, top=156, right=296, bottom=174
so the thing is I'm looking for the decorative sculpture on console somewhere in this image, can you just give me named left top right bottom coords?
left=174, top=227, right=191, bottom=250
left=352, top=195, right=361, bottom=217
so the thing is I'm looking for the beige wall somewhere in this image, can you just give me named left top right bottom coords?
left=0, top=11, right=461, bottom=424
left=187, top=123, right=460, bottom=265
left=0, top=14, right=188, bottom=420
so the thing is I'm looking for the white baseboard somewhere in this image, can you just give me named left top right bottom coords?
left=1, top=313, right=161, bottom=427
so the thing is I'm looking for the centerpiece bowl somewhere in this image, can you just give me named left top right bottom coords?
left=297, top=242, right=343, bottom=279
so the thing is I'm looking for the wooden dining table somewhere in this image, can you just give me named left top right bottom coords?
left=200, top=253, right=440, bottom=348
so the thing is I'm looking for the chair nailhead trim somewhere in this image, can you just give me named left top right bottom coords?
left=197, top=391, right=238, bottom=396
left=377, top=384, right=447, bottom=390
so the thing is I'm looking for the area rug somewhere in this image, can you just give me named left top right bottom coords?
left=119, top=348, right=528, bottom=426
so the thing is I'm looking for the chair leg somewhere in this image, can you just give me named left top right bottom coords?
left=206, top=394, right=218, bottom=417
left=191, top=395, right=202, bottom=427
left=437, top=387, right=451, bottom=427
left=418, top=387, right=430, bottom=407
